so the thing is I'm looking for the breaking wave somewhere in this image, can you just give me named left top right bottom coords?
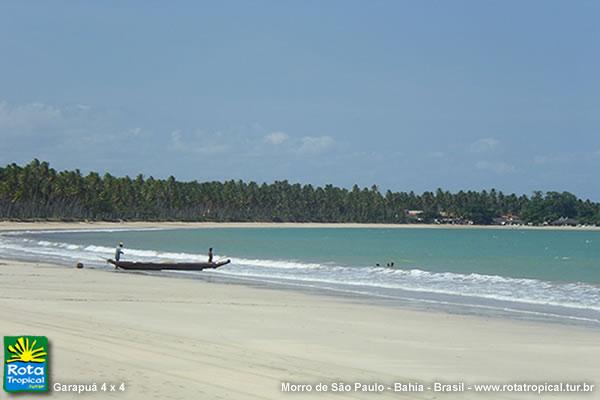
left=1, top=232, right=599, bottom=316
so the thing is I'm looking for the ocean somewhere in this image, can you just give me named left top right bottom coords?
left=2, top=227, right=599, bottom=325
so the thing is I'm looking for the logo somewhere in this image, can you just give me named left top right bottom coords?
left=4, top=336, right=48, bottom=393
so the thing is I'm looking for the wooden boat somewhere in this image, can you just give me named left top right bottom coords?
left=108, top=259, right=230, bottom=271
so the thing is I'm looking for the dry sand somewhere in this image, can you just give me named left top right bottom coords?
left=1, top=259, right=598, bottom=399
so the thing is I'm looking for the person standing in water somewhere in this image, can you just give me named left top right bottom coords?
left=115, top=242, right=124, bottom=261
left=208, top=247, right=214, bottom=263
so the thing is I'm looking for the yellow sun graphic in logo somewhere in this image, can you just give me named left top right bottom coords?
left=7, top=337, right=47, bottom=363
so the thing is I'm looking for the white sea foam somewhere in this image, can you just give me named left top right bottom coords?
left=1, top=234, right=599, bottom=314
left=6, top=228, right=163, bottom=235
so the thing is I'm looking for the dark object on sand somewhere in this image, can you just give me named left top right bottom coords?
left=76, top=262, right=84, bottom=269
left=108, top=259, right=231, bottom=271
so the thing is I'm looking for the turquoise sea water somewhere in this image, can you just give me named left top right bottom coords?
left=2, top=227, right=599, bottom=323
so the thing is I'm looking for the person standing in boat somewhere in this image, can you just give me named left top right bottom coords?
left=208, top=247, right=214, bottom=263
left=115, top=242, right=124, bottom=261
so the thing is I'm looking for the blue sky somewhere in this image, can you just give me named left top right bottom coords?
left=1, top=1, right=599, bottom=199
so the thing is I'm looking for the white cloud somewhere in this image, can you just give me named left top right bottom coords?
left=470, top=137, right=500, bottom=153
left=75, top=104, right=91, bottom=112
left=264, top=131, right=289, bottom=145
left=170, top=130, right=187, bottom=151
left=298, top=136, right=334, bottom=154
left=170, top=130, right=228, bottom=155
left=476, top=160, right=516, bottom=173
left=428, top=151, right=445, bottom=158
left=127, top=127, right=143, bottom=137
left=533, top=153, right=575, bottom=165
left=71, top=127, right=145, bottom=147
left=0, top=101, right=62, bottom=131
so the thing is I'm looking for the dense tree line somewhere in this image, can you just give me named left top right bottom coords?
left=1, top=159, right=599, bottom=225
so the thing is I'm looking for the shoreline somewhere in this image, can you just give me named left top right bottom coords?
left=1, top=259, right=598, bottom=399
left=3, top=251, right=599, bottom=330
left=2, top=220, right=600, bottom=232
left=2, top=221, right=599, bottom=330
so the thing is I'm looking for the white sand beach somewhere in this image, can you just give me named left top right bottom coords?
left=1, top=256, right=598, bottom=399
left=3, top=1, right=600, bottom=398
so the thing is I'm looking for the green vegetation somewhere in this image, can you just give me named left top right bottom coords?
left=1, top=159, right=599, bottom=225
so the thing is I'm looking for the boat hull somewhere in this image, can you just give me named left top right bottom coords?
left=108, top=259, right=230, bottom=271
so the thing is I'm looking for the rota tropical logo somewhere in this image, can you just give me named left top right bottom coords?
left=3, top=336, right=48, bottom=393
